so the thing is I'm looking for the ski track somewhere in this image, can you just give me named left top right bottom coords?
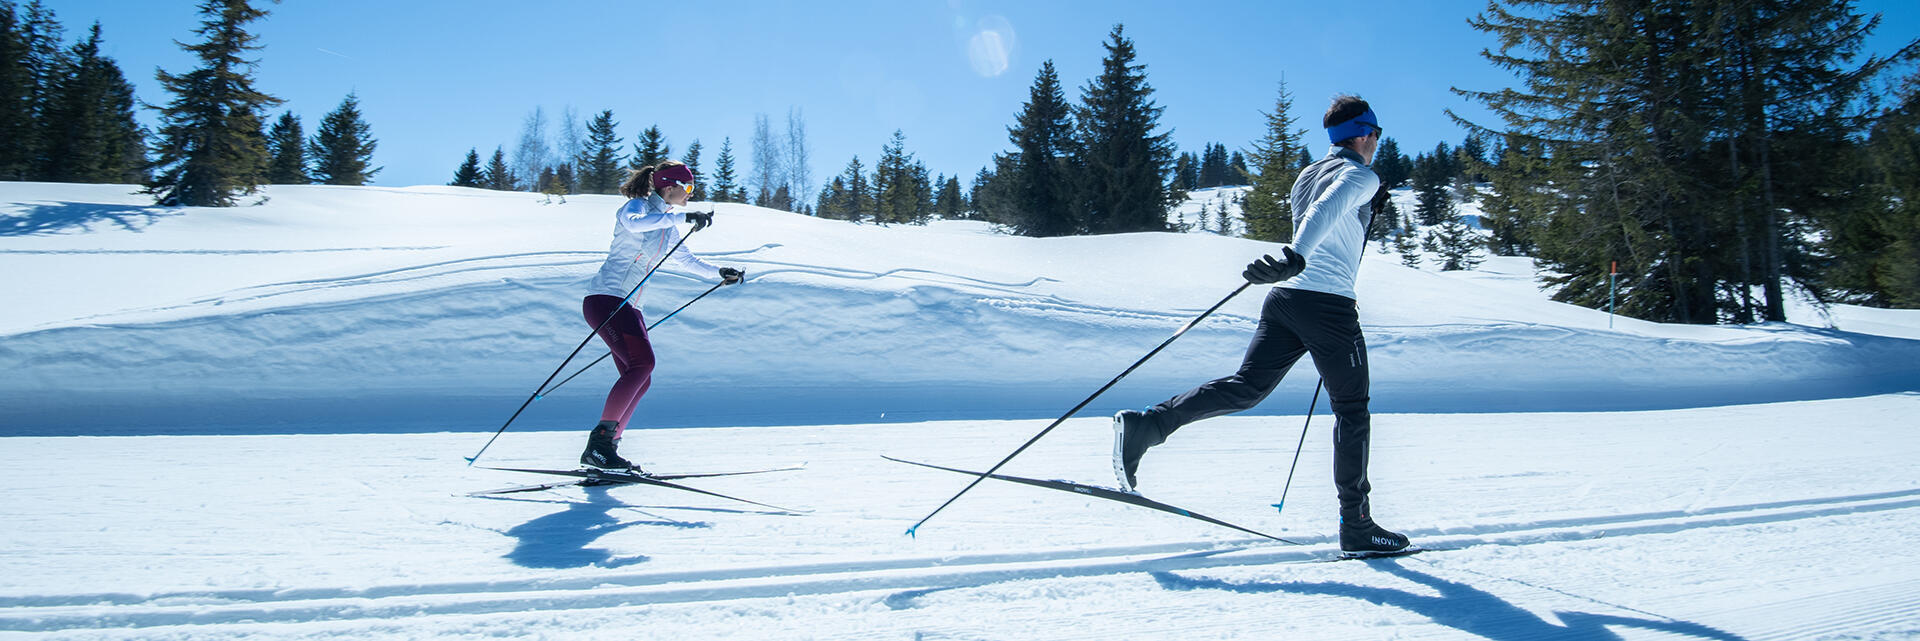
left=34, top=244, right=1136, bottom=333
left=0, top=246, right=447, bottom=255
left=4, top=487, right=1913, bottom=634
left=1736, top=580, right=1920, bottom=641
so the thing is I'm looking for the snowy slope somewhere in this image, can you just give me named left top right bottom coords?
left=3, top=183, right=1915, bottom=435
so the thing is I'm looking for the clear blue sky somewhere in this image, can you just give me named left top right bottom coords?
left=38, top=0, right=1920, bottom=191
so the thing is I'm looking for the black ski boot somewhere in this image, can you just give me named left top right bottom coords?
left=1340, top=516, right=1411, bottom=556
left=580, top=420, right=639, bottom=471
left=1112, top=410, right=1159, bottom=493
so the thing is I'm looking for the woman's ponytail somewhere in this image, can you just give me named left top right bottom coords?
left=620, top=166, right=657, bottom=199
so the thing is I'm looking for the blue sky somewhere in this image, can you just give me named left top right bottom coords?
left=37, top=0, right=1920, bottom=191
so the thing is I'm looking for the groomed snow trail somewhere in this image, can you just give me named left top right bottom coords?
left=2, top=394, right=1915, bottom=639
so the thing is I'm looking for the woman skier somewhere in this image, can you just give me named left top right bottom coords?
left=579, top=160, right=743, bottom=471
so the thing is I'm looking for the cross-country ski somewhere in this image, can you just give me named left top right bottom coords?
left=479, top=466, right=808, bottom=513
left=885, top=455, right=1300, bottom=544
left=468, top=465, right=803, bottom=497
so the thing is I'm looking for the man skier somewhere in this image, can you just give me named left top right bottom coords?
left=1111, top=95, right=1409, bottom=555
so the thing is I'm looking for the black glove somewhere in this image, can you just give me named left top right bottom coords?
left=1370, top=183, right=1391, bottom=214
left=719, top=267, right=745, bottom=285
left=1243, top=246, right=1306, bottom=284
left=685, top=211, right=714, bottom=232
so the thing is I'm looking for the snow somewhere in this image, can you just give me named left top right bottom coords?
left=2, top=183, right=1918, bottom=639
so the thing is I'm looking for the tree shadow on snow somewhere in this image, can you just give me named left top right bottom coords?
left=501, top=486, right=710, bottom=570
left=0, top=201, right=179, bottom=237
left=1151, top=559, right=1749, bottom=641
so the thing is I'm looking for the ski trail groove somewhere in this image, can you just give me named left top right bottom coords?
left=1, top=487, right=1913, bottom=632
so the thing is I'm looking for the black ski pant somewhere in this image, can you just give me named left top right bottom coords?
left=1147, top=287, right=1375, bottom=522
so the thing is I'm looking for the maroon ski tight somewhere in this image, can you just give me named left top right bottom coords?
left=583, top=295, right=655, bottom=438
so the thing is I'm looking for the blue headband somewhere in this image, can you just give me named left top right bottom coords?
left=1325, top=108, right=1380, bottom=144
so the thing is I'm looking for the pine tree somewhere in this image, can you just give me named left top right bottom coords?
left=535, top=166, right=556, bottom=198
left=1368, top=190, right=1399, bottom=242
left=1477, top=135, right=1539, bottom=256
left=1076, top=25, right=1175, bottom=234
left=1457, top=0, right=1917, bottom=323
left=970, top=166, right=993, bottom=220
left=538, top=166, right=569, bottom=203
left=815, top=176, right=841, bottom=218
left=576, top=109, right=623, bottom=194
left=1456, top=133, right=1489, bottom=183
left=711, top=136, right=742, bottom=203
left=0, top=1, right=36, bottom=179
left=146, top=0, right=280, bottom=206
left=2, top=0, right=66, bottom=180
left=936, top=174, right=965, bottom=219
left=264, top=112, right=306, bottom=184
left=908, top=160, right=934, bottom=224
left=1411, top=149, right=1455, bottom=226
left=1393, top=231, right=1422, bottom=268
left=1242, top=79, right=1308, bottom=242
left=449, top=148, right=482, bottom=187
left=681, top=139, right=704, bottom=201
left=815, top=175, right=845, bottom=220
left=836, top=155, right=870, bottom=221
left=307, top=93, right=377, bottom=185
left=1714, top=0, right=1917, bottom=320
left=768, top=184, right=793, bottom=212
left=1228, top=151, right=1249, bottom=185
left=1173, top=151, right=1198, bottom=191
left=1826, top=69, right=1920, bottom=307
left=982, top=60, right=1080, bottom=236
left=39, top=22, right=146, bottom=183
left=1198, top=142, right=1229, bottom=188
left=632, top=124, right=669, bottom=169
left=553, top=162, right=575, bottom=195
left=1428, top=215, right=1485, bottom=271
left=872, top=130, right=927, bottom=224
left=1372, top=137, right=1411, bottom=189
left=482, top=146, right=515, bottom=191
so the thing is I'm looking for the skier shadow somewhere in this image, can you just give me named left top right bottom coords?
left=1151, top=559, right=1749, bottom=641
left=499, top=485, right=711, bottom=570
left=0, top=201, right=179, bottom=237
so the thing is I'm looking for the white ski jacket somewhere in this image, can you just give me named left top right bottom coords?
left=585, top=194, right=722, bottom=300
left=1282, top=146, right=1381, bottom=300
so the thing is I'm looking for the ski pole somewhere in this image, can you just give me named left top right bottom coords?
left=465, top=225, right=702, bottom=465
left=1272, top=379, right=1322, bottom=514
left=905, top=280, right=1255, bottom=537
left=539, top=280, right=728, bottom=398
